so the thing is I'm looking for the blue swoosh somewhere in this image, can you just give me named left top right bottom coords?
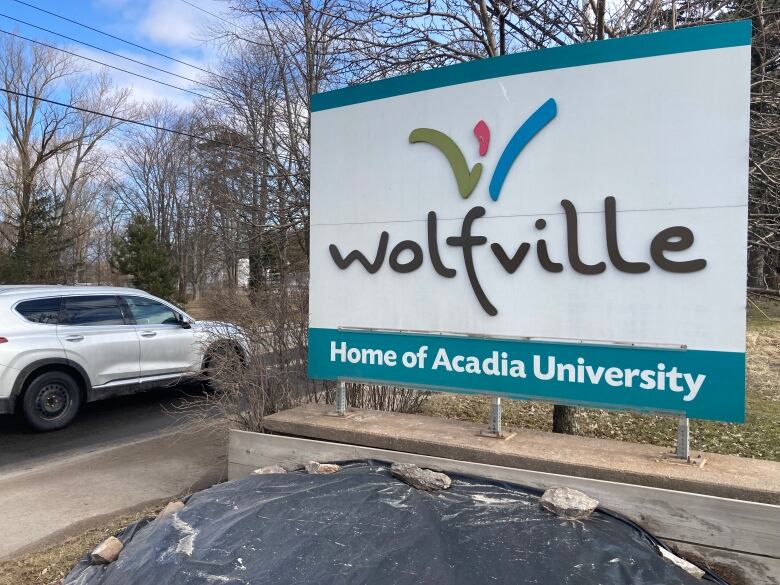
left=489, top=98, right=557, bottom=201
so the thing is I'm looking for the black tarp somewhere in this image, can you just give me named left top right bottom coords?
left=64, top=461, right=727, bottom=585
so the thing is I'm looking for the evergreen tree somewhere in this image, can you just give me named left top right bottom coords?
left=0, top=195, right=61, bottom=283
left=112, top=215, right=178, bottom=300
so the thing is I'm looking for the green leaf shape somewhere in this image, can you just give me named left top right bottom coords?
left=409, top=128, right=483, bottom=198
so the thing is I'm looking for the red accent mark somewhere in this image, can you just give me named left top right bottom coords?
left=474, top=120, right=490, bottom=156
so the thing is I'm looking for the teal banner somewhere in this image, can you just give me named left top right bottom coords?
left=308, top=328, right=745, bottom=423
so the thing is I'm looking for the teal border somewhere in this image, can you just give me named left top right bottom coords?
left=308, top=328, right=746, bottom=423
left=311, top=20, right=751, bottom=112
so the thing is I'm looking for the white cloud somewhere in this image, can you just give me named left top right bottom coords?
left=74, top=45, right=208, bottom=108
left=61, top=0, right=224, bottom=107
left=138, top=0, right=222, bottom=49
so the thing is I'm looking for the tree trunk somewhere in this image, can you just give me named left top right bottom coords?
left=765, top=248, right=778, bottom=290
left=748, top=246, right=766, bottom=288
left=552, top=405, right=578, bottom=434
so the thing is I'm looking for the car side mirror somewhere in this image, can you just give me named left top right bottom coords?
left=177, top=314, right=192, bottom=329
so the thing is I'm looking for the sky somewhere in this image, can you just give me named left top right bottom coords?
left=0, top=0, right=232, bottom=107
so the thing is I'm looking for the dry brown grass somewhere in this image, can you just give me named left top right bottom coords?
left=0, top=505, right=162, bottom=585
left=424, top=318, right=780, bottom=461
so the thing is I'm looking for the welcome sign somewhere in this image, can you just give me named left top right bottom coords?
left=309, top=22, right=751, bottom=423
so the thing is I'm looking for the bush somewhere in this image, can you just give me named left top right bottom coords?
left=176, top=281, right=429, bottom=433
left=330, top=382, right=430, bottom=414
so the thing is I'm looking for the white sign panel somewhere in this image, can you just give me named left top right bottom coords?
left=309, top=22, right=751, bottom=422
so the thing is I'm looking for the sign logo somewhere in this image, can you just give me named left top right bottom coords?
left=329, top=100, right=707, bottom=317
left=409, top=98, right=558, bottom=201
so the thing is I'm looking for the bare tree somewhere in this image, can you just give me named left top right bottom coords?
left=0, top=36, right=81, bottom=279
left=328, top=0, right=581, bottom=80
left=48, top=71, right=132, bottom=281
left=0, top=37, right=131, bottom=282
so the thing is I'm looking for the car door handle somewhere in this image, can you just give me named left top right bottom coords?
left=64, top=335, right=84, bottom=342
left=140, top=331, right=157, bottom=338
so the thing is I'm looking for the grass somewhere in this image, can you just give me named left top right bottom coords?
left=423, top=299, right=780, bottom=461
left=0, top=505, right=163, bottom=585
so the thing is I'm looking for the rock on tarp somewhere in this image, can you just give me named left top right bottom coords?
left=63, top=461, right=727, bottom=585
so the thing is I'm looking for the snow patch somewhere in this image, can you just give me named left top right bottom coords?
left=195, top=572, right=246, bottom=583
left=172, top=513, right=198, bottom=556
left=472, top=494, right=522, bottom=506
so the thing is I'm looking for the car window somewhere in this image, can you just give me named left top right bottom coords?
left=61, top=296, right=126, bottom=326
left=123, top=296, right=180, bottom=326
left=15, top=297, right=61, bottom=324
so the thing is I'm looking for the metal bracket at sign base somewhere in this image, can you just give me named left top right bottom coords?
left=478, top=397, right=516, bottom=440
left=325, top=379, right=356, bottom=418
left=478, top=429, right=517, bottom=440
left=658, top=416, right=707, bottom=467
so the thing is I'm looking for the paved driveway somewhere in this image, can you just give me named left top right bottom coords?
left=0, top=384, right=226, bottom=560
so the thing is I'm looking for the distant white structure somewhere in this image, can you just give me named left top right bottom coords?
left=237, top=258, right=250, bottom=288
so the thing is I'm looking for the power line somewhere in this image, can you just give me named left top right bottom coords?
left=0, top=28, right=212, bottom=102
left=0, top=87, right=257, bottom=154
left=178, top=0, right=271, bottom=49
left=0, top=11, right=226, bottom=93
left=178, top=0, right=236, bottom=27
left=10, top=0, right=225, bottom=80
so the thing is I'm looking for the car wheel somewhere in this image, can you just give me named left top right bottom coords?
left=21, top=371, right=82, bottom=431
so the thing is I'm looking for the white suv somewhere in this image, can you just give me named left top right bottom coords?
left=0, top=286, right=243, bottom=431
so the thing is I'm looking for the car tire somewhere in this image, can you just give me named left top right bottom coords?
left=21, top=371, right=82, bottom=432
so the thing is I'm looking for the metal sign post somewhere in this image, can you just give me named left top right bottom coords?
left=334, top=380, right=347, bottom=416
left=675, top=415, right=690, bottom=460
left=480, top=396, right=516, bottom=440
left=490, top=397, right=502, bottom=436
